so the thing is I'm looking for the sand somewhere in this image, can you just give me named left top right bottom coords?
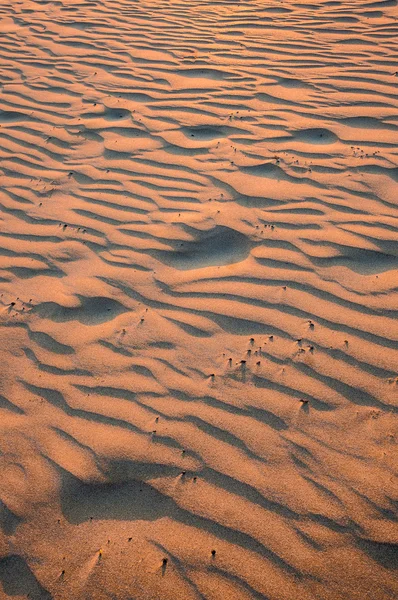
left=0, top=0, right=397, bottom=598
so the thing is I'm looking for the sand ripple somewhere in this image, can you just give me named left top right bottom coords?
left=0, top=0, right=397, bottom=598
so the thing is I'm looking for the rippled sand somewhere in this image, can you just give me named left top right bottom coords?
left=0, top=0, right=397, bottom=599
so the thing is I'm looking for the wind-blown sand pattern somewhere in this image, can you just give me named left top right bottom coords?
left=0, top=0, right=398, bottom=598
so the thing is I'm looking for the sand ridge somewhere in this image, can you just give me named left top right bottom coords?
left=0, top=0, right=397, bottom=598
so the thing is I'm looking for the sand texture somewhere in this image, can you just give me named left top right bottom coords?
left=0, top=0, right=398, bottom=598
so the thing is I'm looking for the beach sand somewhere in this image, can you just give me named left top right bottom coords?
left=0, top=0, right=397, bottom=598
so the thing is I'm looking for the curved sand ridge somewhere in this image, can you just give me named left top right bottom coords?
left=0, top=0, right=397, bottom=598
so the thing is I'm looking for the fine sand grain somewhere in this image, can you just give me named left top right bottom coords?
left=0, top=0, right=397, bottom=599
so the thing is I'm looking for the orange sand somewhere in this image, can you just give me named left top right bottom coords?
left=0, top=0, right=397, bottom=599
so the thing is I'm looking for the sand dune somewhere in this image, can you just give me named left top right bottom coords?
left=0, top=0, right=397, bottom=598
